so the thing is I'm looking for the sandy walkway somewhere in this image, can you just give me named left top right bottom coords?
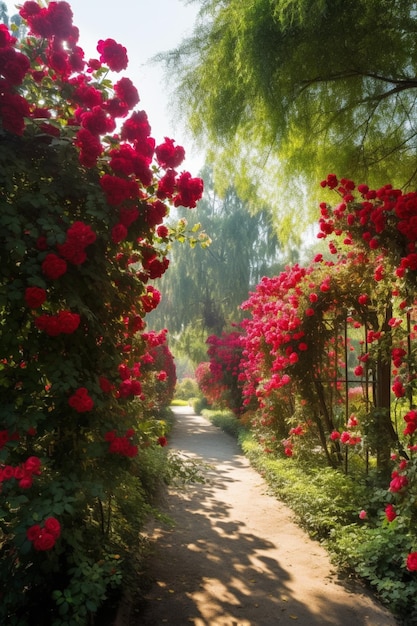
left=136, top=407, right=398, bottom=625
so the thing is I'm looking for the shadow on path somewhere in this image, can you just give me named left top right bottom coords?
left=135, top=407, right=398, bottom=626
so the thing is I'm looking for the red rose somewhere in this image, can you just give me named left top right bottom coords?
left=114, top=77, right=139, bottom=108
left=42, top=253, right=67, bottom=279
left=100, top=174, right=139, bottom=206
left=111, top=223, right=128, bottom=244
left=26, top=524, right=41, bottom=542
left=157, top=436, right=168, bottom=447
left=33, top=529, right=56, bottom=551
left=24, top=456, right=41, bottom=475
left=156, top=225, right=169, bottom=238
left=68, top=387, right=94, bottom=412
left=173, top=171, right=204, bottom=208
left=406, top=552, right=417, bottom=572
left=80, top=106, right=115, bottom=135
left=157, top=169, right=176, bottom=199
left=44, top=517, right=61, bottom=539
left=0, top=24, right=16, bottom=48
left=96, top=38, right=128, bottom=72
left=56, top=310, right=80, bottom=334
left=0, top=48, right=31, bottom=85
left=0, top=92, right=31, bottom=135
left=120, top=110, right=151, bottom=142
left=119, top=207, right=139, bottom=228
left=75, top=128, right=103, bottom=168
left=155, top=138, right=185, bottom=169
left=145, top=201, right=167, bottom=228
left=385, top=504, right=397, bottom=522
left=25, top=287, right=47, bottom=308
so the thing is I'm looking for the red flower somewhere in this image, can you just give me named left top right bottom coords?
left=385, top=504, right=397, bottom=522
left=24, top=456, right=41, bottom=475
left=68, top=387, right=94, bottom=412
left=0, top=23, right=16, bottom=47
left=80, top=105, right=115, bottom=135
left=157, top=224, right=169, bottom=238
left=157, top=436, right=168, bottom=447
left=75, top=128, right=103, bottom=167
left=0, top=92, right=31, bottom=135
left=25, top=286, right=47, bottom=308
left=111, top=223, right=128, bottom=244
left=114, top=77, right=139, bottom=108
left=26, top=524, right=42, bottom=542
left=44, top=517, right=61, bottom=539
left=33, top=529, right=56, bottom=551
left=0, top=48, right=31, bottom=85
left=42, top=253, right=67, bottom=279
left=97, top=38, right=128, bottom=72
left=120, top=110, right=151, bottom=142
left=389, top=471, right=408, bottom=493
left=99, top=376, right=113, bottom=394
left=406, top=552, right=417, bottom=572
left=155, top=137, right=185, bottom=169
left=100, top=174, right=139, bottom=205
left=173, top=171, right=204, bottom=208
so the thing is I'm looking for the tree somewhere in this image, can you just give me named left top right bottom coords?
left=148, top=167, right=283, bottom=359
left=161, top=0, right=417, bottom=235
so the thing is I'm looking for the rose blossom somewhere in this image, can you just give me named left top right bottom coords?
left=96, top=38, right=128, bottom=72
left=406, top=552, right=417, bottom=572
left=68, top=387, right=94, bottom=412
left=25, top=286, right=47, bottom=308
left=42, top=253, right=67, bottom=279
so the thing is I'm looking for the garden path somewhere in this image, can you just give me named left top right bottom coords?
left=130, top=406, right=398, bottom=626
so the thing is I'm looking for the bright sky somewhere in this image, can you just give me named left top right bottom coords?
left=4, top=0, right=203, bottom=173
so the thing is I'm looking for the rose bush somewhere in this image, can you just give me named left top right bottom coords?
left=0, top=2, right=203, bottom=623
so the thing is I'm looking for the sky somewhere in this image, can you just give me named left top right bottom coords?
left=4, top=0, right=204, bottom=173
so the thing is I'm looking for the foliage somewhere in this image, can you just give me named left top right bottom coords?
left=148, top=166, right=283, bottom=348
left=161, top=0, right=417, bottom=237
left=174, top=376, right=200, bottom=401
left=202, top=408, right=246, bottom=439
left=0, top=3, right=204, bottom=623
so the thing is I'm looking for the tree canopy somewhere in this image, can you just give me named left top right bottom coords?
left=162, top=0, right=417, bottom=235
left=148, top=167, right=283, bottom=360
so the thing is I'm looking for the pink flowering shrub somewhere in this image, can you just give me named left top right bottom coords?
left=235, top=173, right=417, bottom=609
left=0, top=3, right=204, bottom=623
left=197, top=329, right=244, bottom=414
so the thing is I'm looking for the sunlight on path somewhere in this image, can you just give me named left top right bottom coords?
left=138, top=407, right=398, bottom=626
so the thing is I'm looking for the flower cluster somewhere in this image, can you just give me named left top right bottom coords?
left=35, top=310, right=80, bottom=336
left=319, top=174, right=417, bottom=281
left=104, top=429, right=138, bottom=458
left=0, top=455, right=41, bottom=489
left=26, top=517, right=61, bottom=551
left=68, top=387, right=94, bottom=412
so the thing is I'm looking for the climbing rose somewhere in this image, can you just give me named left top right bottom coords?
left=42, top=253, right=67, bottom=279
left=97, top=38, right=128, bottom=72
left=385, top=504, right=397, bottom=522
left=44, top=516, right=61, bottom=539
left=25, top=286, right=47, bottom=308
left=406, top=552, right=417, bottom=572
left=155, top=137, right=185, bottom=169
left=114, top=77, right=139, bottom=108
left=68, top=387, right=94, bottom=412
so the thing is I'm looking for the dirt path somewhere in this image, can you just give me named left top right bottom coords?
left=134, top=407, right=398, bottom=625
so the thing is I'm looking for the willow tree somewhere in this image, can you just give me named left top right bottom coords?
left=161, top=0, right=417, bottom=236
left=148, top=167, right=283, bottom=361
